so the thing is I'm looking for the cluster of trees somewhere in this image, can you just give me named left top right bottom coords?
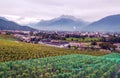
left=101, top=36, right=120, bottom=43
left=109, top=36, right=120, bottom=43
left=35, top=32, right=66, bottom=40
left=99, top=42, right=117, bottom=51
left=91, top=40, right=118, bottom=51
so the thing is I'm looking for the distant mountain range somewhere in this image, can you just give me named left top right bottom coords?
left=29, top=14, right=120, bottom=32
left=0, top=17, right=8, bottom=21
left=82, top=14, right=120, bottom=32
left=0, top=17, right=36, bottom=31
left=1, top=14, right=120, bottom=32
left=29, top=15, right=89, bottom=31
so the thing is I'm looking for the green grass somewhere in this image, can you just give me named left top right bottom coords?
left=0, top=34, right=17, bottom=41
left=0, top=53, right=120, bottom=78
left=66, top=37, right=101, bottom=42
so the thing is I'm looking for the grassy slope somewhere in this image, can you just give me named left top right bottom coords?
left=0, top=35, right=119, bottom=77
left=0, top=34, right=17, bottom=41
left=0, top=39, right=110, bottom=62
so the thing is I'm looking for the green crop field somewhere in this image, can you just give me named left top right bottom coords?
left=0, top=53, right=120, bottom=78
left=66, top=37, right=101, bottom=42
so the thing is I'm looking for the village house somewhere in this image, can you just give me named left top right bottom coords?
left=114, top=43, right=120, bottom=51
left=0, top=31, right=6, bottom=34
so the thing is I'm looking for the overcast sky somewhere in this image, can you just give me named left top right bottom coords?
left=0, top=0, right=120, bottom=25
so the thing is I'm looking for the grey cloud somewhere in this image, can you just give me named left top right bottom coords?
left=0, top=0, right=120, bottom=24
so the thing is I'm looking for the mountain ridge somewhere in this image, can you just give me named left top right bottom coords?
left=82, top=14, right=120, bottom=32
left=1, top=14, right=120, bottom=32
left=30, top=15, right=89, bottom=31
left=0, top=18, right=37, bottom=31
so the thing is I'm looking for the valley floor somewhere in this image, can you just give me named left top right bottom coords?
left=0, top=36, right=119, bottom=78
